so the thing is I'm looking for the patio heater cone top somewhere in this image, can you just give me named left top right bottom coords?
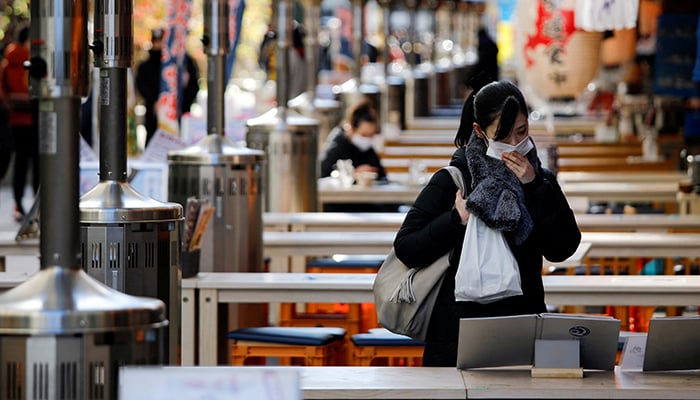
left=168, top=133, right=266, bottom=165
left=288, top=91, right=341, bottom=113
left=332, top=77, right=358, bottom=96
left=0, top=266, right=167, bottom=335
left=246, top=106, right=319, bottom=130
left=79, top=180, right=182, bottom=223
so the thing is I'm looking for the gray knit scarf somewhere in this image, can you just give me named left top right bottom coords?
left=464, top=132, right=539, bottom=245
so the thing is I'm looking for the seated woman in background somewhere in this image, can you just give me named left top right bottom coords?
left=320, top=99, right=387, bottom=182
left=320, top=99, right=401, bottom=212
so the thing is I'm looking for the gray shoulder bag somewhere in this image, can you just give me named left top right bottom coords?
left=373, top=166, right=466, bottom=341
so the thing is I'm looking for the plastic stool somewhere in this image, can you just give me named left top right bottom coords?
left=350, top=328, right=425, bottom=366
left=228, top=327, right=347, bottom=366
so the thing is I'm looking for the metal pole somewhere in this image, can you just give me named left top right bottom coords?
left=301, top=0, right=321, bottom=94
left=276, top=0, right=292, bottom=120
left=93, top=0, right=132, bottom=183
left=28, top=0, right=89, bottom=271
left=352, top=0, right=364, bottom=81
left=203, top=0, right=229, bottom=138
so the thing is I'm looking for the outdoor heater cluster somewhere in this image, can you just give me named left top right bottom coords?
left=168, top=0, right=266, bottom=275
left=0, top=1, right=168, bottom=399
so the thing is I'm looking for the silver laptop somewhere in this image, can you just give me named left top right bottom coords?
left=643, top=316, right=700, bottom=371
left=457, top=313, right=620, bottom=370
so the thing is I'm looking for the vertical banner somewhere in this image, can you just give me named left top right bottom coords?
left=157, top=0, right=192, bottom=135
left=225, top=0, right=246, bottom=86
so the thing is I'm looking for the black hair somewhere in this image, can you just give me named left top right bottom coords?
left=347, top=100, right=378, bottom=130
left=454, top=75, right=528, bottom=147
left=151, top=28, right=164, bottom=42
left=18, top=26, right=30, bottom=44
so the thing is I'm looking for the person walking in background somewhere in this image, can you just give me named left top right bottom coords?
left=135, top=28, right=199, bottom=146
left=258, top=21, right=308, bottom=100
left=393, top=76, right=581, bottom=367
left=0, top=26, right=38, bottom=222
left=0, top=57, right=12, bottom=185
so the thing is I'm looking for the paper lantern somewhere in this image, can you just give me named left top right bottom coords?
left=515, top=0, right=603, bottom=100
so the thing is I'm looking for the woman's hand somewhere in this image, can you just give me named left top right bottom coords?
left=454, top=190, right=470, bottom=225
left=501, top=151, right=535, bottom=184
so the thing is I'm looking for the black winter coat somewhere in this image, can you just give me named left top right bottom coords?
left=393, top=139, right=581, bottom=366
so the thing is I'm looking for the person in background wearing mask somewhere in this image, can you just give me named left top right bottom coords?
left=393, top=76, right=581, bottom=366
left=320, top=99, right=398, bottom=212
left=320, top=98, right=386, bottom=181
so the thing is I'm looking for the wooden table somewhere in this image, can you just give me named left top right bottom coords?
left=317, top=179, right=681, bottom=209
left=0, top=231, right=40, bottom=256
left=263, top=230, right=590, bottom=274
left=120, top=366, right=467, bottom=399
left=557, top=171, right=687, bottom=184
left=263, top=231, right=700, bottom=268
left=407, top=115, right=602, bottom=136
left=318, top=179, right=422, bottom=206
left=182, top=273, right=700, bottom=366
left=264, top=212, right=700, bottom=234
left=119, top=365, right=700, bottom=399
left=0, top=255, right=40, bottom=293
left=461, top=367, right=700, bottom=399
left=560, top=181, right=679, bottom=203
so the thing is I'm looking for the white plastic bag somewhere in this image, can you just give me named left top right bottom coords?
left=455, top=215, right=523, bottom=303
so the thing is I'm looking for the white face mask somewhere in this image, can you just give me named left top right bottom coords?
left=485, top=136, right=533, bottom=159
left=351, top=134, right=374, bottom=152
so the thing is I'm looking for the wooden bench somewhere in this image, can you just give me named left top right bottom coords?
left=227, top=327, right=347, bottom=366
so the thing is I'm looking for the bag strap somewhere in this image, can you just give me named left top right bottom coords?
left=441, top=165, right=466, bottom=199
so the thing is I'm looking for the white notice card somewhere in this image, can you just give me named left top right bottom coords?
left=619, top=334, right=647, bottom=371
left=140, top=129, right=187, bottom=163
left=119, top=367, right=301, bottom=400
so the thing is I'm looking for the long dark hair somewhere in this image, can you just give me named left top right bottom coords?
left=454, top=76, right=528, bottom=147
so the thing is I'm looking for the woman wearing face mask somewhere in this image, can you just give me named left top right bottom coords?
left=320, top=99, right=387, bottom=181
left=393, top=76, right=581, bottom=367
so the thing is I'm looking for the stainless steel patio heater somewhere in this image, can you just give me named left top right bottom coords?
left=79, top=0, right=182, bottom=365
left=247, top=0, right=319, bottom=213
left=0, top=1, right=168, bottom=399
left=168, top=0, right=266, bottom=274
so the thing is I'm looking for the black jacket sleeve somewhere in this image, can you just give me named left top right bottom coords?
left=523, top=168, right=581, bottom=263
left=394, top=168, right=466, bottom=268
